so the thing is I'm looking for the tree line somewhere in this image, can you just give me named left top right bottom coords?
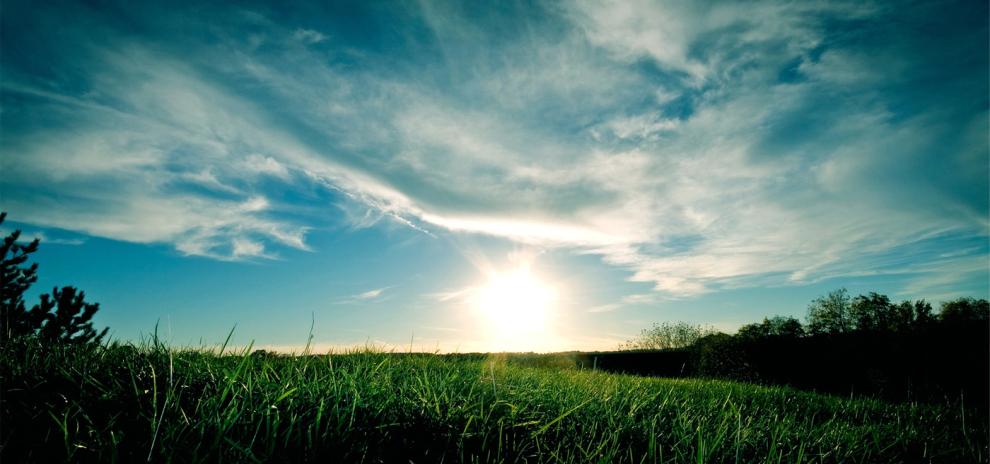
left=622, top=289, right=988, bottom=350
left=611, top=288, right=989, bottom=404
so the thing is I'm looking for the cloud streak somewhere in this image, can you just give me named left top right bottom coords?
left=1, top=0, right=985, bottom=298
left=355, top=288, right=388, bottom=300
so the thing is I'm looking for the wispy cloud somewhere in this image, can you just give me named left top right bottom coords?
left=355, top=287, right=389, bottom=300
left=292, top=28, right=327, bottom=45
left=2, top=229, right=87, bottom=246
left=1, top=0, right=985, bottom=299
left=425, top=287, right=475, bottom=304
left=587, top=303, right=621, bottom=314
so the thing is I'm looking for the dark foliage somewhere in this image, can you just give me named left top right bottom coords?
left=806, top=288, right=853, bottom=334
left=0, top=212, right=106, bottom=345
left=34, top=286, right=109, bottom=345
left=0, top=212, right=46, bottom=341
left=737, top=315, right=804, bottom=339
left=809, top=289, right=938, bottom=334
left=849, top=292, right=930, bottom=332
left=693, top=323, right=989, bottom=406
left=692, top=333, right=752, bottom=380
left=569, top=349, right=693, bottom=376
left=940, top=297, right=990, bottom=324
left=602, top=290, right=989, bottom=407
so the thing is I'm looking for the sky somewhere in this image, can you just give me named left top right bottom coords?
left=1, top=0, right=987, bottom=352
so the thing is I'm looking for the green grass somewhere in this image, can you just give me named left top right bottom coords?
left=2, top=337, right=986, bottom=463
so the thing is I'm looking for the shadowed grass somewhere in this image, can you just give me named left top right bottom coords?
left=2, top=337, right=986, bottom=463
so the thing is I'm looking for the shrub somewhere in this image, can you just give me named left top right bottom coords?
left=619, top=321, right=716, bottom=350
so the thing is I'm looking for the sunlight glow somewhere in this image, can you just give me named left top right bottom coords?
left=472, top=267, right=558, bottom=352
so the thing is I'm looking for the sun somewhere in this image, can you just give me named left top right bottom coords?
left=472, top=267, right=558, bottom=351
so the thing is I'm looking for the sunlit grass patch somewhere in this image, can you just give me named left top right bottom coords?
left=2, top=337, right=986, bottom=463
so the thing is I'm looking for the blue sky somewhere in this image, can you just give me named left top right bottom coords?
left=1, top=0, right=987, bottom=351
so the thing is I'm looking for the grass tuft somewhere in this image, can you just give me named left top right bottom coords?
left=1, top=337, right=986, bottom=462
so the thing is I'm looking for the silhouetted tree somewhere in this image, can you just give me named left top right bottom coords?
left=621, top=321, right=716, bottom=350
left=910, top=300, right=935, bottom=326
left=939, top=297, right=990, bottom=324
left=0, top=212, right=107, bottom=344
left=33, top=286, right=108, bottom=345
left=850, top=292, right=895, bottom=332
left=806, top=288, right=853, bottom=335
left=1, top=213, right=47, bottom=341
left=886, top=299, right=934, bottom=331
left=737, top=316, right=804, bottom=339
left=845, top=293, right=935, bottom=332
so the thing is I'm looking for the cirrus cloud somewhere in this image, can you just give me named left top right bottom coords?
left=1, top=0, right=985, bottom=297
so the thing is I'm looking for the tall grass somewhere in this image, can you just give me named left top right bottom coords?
left=2, top=337, right=986, bottom=463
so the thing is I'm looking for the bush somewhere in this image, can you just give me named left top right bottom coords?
left=619, top=321, right=716, bottom=350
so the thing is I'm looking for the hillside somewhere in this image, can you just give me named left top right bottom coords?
left=2, top=339, right=986, bottom=463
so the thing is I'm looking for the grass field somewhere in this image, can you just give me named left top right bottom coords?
left=2, top=338, right=987, bottom=463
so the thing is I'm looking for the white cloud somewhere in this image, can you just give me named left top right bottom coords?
left=587, top=303, right=621, bottom=313
left=1, top=229, right=86, bottom=246
left=231, top=238, right=266, bottom=258
left=243, top=154, right=291, bottom=179
left=355, top=288, right=388, bottom=300
left=425, top=288, right=474, bottom=303
left=566, top=0, right=709, bottom=80
left=292, top=28, right=326, bottom=45
left=602, top=113, right=680, bottom=141
left=2, top=2, right=984, bottom=299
